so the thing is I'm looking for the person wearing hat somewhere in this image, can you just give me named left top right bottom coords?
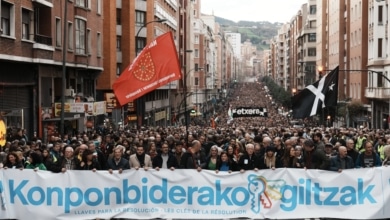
left=324, top=143, right=337, bottom=158
left=259, top=146, right=281, bottom=169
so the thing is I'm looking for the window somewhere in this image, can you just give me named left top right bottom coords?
left=87, top=29, right=91, bottom=54
left=75, top=0, right=87, bottom=8
left=378, top=72, right=383, bottom=87
left=68, top=22, right=73, bottom=50
left=116, top=63, right=122, bottom=76
left=378, top=38, right=383, bottom=57
left=379, top=5, right=383, bottom=24
left=116, top=36, right=121, bottom=51
left=75, top=18, right=86, bottom=54
left=195, top=77, right=199, bottom=86
left=136, top=37, right=146, bottom=55
left=55, top=18, right=61, bottom=47
left=308, top=48, right=316, bottom=56
left=97, top=0, right=102, bottom=14
left=97, top=32, right=101, bottom=57
left=195, top=35, right=199, bottom=44
left=1, top=2, right=13, bottom=36
left=195, top=63, right=199, bottom=71
left=308, top=33, right=316, bottom=42
left=309, top=20, right=316, bottom=28
left=194, top=49, right=199, bottom=58
left=22, top=8, right=32, bottom=40
left=135, top=11, right=145, bottom=25
left=309, top=5, right=316, bottom=14
left=116, top=9, right=121, bottom=25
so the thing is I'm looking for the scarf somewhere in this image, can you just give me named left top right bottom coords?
left=136, top=153, right=145, bottom=167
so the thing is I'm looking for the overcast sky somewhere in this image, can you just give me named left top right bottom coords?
left=201, top=0, right=308, bottom=23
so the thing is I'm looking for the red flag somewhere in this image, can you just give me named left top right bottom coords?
left=113, top=32, right=181, bottom=106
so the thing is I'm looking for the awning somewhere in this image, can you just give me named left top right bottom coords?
left=42, top=117, right=80, bottom=122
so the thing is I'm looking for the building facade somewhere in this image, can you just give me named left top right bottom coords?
left=0, top=0, right=103, bottom=139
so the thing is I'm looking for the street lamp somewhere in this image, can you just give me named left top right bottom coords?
left=183, top=49, right=194, bottom=142
left=134, top=18, right=167, bottom=128
left=195, top=67, right=204, bottom=116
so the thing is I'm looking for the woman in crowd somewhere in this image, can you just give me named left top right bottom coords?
left=3, top=152, right=23, bottom=169
left=216, top=151, right=237, bottom=173
left=226, top=145, right=239, bottom=162
left=25, top=151, right=47, bottom=171
left=76, top=149, right=101, bottom=171
left=204, top=145, right=219, bottom=170
left=259, top=146, right=281, bottom=169
left=281, top=145, right=296, bottom=168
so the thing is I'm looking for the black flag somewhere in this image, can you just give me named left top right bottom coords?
left=292, top=66, right=339, bottom=119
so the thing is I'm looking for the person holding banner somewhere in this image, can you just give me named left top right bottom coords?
left=180, top=140, right=205, bottom=170
left=329, top=146, right=354, bottom=172
left=153, top=142, right=178, bottom=170
left=355, top=141, right=381, bottom=168
left=129, top=144, right=153, bottom=170
left=107, top=147, right=130, bottom=173
left=238, top=143, right=260, bottom=172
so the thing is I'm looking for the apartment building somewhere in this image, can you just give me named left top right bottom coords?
left=0, top=0, right=103, bottom=138
left=367, top=0, right=390, bottom=129
left=97, top=0, right=180, bottom=127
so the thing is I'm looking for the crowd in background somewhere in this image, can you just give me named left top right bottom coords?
left=2, top=82, right=390, bottom=175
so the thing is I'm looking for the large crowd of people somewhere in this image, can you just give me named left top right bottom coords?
left=2, top=82, right=390, bottom=175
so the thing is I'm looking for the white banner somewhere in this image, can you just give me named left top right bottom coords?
left=0, top=167, right=389, bottom=219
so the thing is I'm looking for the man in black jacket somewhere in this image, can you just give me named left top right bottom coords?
left=303, top=139, right=329, bottom=170
left=238, top=143, right=260, bottom=171
left=329, top=146, right=354, bottom=172
left=153, top=142, right=178, bottom=170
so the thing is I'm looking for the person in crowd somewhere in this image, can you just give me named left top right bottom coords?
left=25, top=151, right=47, bottom=171
left=41, top=148, right=54, bottom=171
left=173, top=141, right=185, bottom=165
left=253, top=143, right=262, bottom=157
left=375, top=136, right=386, bottom=161
left=147, top=143, right=158, bottom=161
left=203, top=145, right=219, bottom=170
left=303, top=139, right=329, bottom=170
left=313, top=132, right=325, bottom=152
left=355, top=131, right=367, bottom=153
left=107, top=147, right=130, bottom=173
left=76, top=149, right=101, bottom=171
left=51, top=146, right=78, bottom=173
left=238, top=143, right=260, bottom=171
left=3, top=152, right=23, bottom=169
left=216, top=151, right=237, bottom=173
left=381, top=145, right=390, bottom=166
left=226, top=145, right=239, bottom=162
left=281, top=145, right=296, bottom=168
left=273, top=137, right=285, bottom=161
left=329, top=146, right=354, bottom=172
left=259, top=146, right=281, bottom=169
left=49, top=141, right=62, bottom=164
left=129, top=144, right=152, bottom=169
left=180, top=140, right=204, bottom=170
left=324, top=143, right=337, bottom=158
left=346, top=139, right=359, bottom=167
left=153, top=142, right=178, bottom=170
left=355, top=141, right=381, bottom=168
left=87, top=141, right=107, bottom=170
left=74, top=144, right=88, bottom=165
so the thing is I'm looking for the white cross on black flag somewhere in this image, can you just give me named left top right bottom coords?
left=292, top=66, right=339, bottom=119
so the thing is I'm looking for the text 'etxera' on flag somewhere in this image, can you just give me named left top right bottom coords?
left=292, top=66, right=339, bottom=119
left=112, top=32, right=181, bottom=106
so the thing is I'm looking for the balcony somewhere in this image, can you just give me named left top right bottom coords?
left=365, top=87, right=390, bottom=100
left=34, top=34, right=52, bottom=45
